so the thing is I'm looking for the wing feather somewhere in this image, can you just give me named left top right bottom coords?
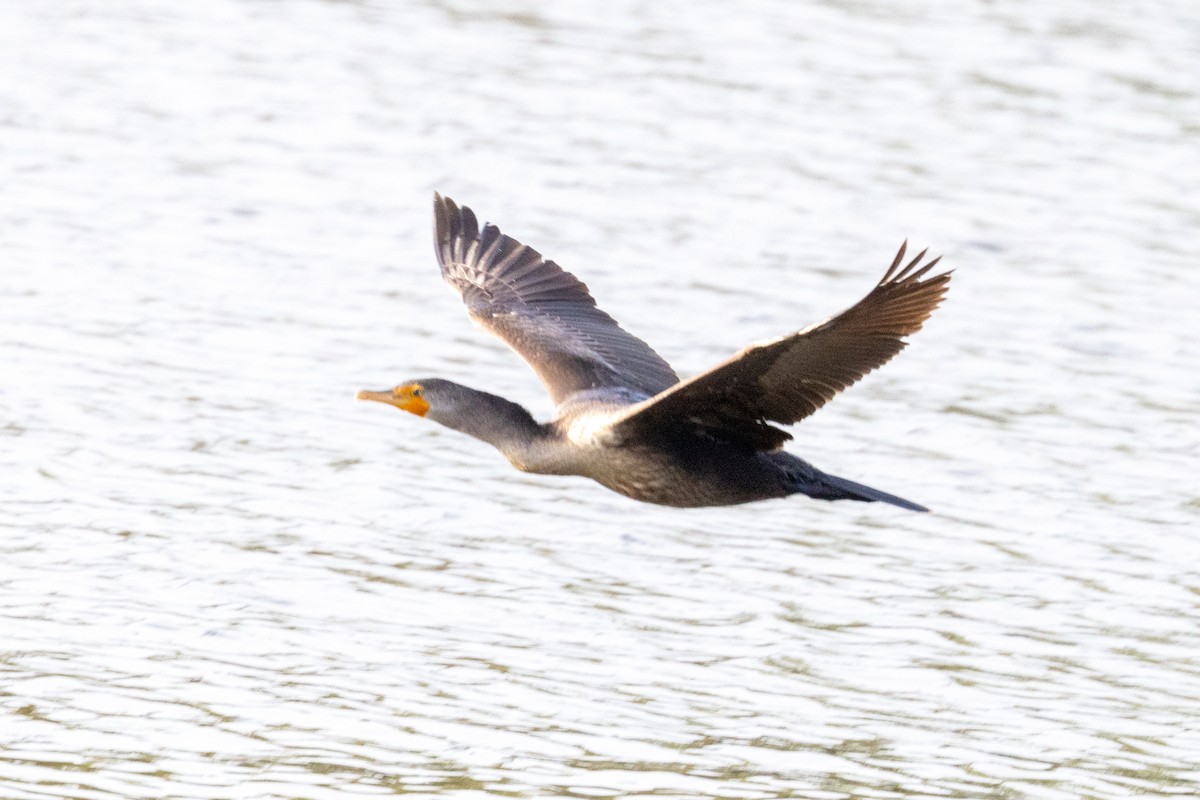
left=610, top=241, right=951, bottom=451
left=432, top=194, right=679, bottom=406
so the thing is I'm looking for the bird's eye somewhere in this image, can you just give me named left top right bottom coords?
left=412, top=387, right=423, bottom=398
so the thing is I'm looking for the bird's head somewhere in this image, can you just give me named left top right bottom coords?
left=357, top=378, right=539, bottom=448
left=355, top=381, right=433, bottom=418
left=356, top=379, right=481, bottom=426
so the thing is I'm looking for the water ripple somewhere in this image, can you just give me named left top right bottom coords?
left=3, top=0, right=1200, bottom=798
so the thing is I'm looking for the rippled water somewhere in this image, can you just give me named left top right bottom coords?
left=3, top=0, right=1199, bottom=797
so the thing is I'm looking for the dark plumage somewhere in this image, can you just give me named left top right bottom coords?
left=357, top=194, right=951, bottom=510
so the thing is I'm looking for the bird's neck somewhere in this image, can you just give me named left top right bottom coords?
left=439, top=389, right=548, bottom=462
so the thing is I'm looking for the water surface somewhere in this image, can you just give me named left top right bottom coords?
left=2, top=0, right=1199, bottom=797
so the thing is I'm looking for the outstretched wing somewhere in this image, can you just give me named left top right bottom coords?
left=433, top=194, right=679, bottom=406
left=610, top=242, right=951, bottom=451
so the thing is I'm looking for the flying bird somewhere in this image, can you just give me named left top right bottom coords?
left=357, top=194, right=950, bottom=510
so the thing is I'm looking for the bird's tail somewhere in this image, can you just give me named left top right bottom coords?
left=798, top=471, right=929, bottom=512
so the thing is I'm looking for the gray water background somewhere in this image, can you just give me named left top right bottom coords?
left=2, top=0, right=1199, bottom=797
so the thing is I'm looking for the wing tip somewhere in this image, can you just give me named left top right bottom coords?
left=433, top=193, right=483, bottom=267
left=882, top=239, right=908, bottom=282
left=881, top=240, right=951, bottom=289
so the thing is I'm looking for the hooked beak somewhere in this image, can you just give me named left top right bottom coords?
left=355, top=388, right=430, bottom=417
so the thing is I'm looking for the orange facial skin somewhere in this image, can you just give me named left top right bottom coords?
left=355, top=383, right=430, bottom=417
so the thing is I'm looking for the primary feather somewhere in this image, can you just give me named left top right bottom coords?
left=433, top=194, right=678, bottom=406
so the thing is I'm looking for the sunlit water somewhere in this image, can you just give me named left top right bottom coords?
left=3, top=0, right=1199, bottom=797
